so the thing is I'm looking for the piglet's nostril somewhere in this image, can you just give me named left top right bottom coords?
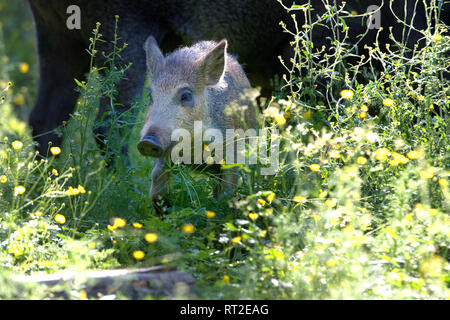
left=137, top=134, right=163, bottom=157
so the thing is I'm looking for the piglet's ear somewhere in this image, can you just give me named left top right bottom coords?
left=143, top=36, right=164, bottom=78
left=196, top=39, right=227, bottom=87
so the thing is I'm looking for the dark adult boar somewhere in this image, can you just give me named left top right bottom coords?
left=27, top=0, right=449, bottom=155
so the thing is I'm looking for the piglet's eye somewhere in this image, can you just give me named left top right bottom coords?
left=181, top=92, right=192, bottom=102
left=180, top=91, right=194, bottom=108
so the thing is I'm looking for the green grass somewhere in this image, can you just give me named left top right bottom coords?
left=0, top=0, right=448, bottom=299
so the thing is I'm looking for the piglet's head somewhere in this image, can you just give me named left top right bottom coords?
left=138, top=36, right=227, bottom=158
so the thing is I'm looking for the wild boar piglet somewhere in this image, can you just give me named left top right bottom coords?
left=138, top=36, right=256, bottom=211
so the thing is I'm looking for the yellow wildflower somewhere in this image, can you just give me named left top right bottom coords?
left=66, top=186, right=80, bottom=196
left=293, top=196, right=307, bottom=204
left=359, top=111, right=368, bottom=119
left=360, top=104, right=369, bottom=112
left=182, top=224, right=195, bottom=234
left=223, top=275, right=230, bottom=283
left=11, top=140, right=23, bottom=150
left=8, top=245, right=24, bottom=257
left=326, top=260, right=339, bottom=268
left=414, top=203, right=423, bottom=210
left=50, top=146, right=61, bottom=156
left=206, top=211, right=215, bottom=219
left=248, top=213, right=259, bottom=221
left=112, top=218, right=126, bottom=228
left=19, top=62, right=29, bottom=73
left=266, top=192, right=275, bottom=203
left=310, top=164, right=321, bottom=172
left=340, top=89, right=354, bottom=100
left=438, top=179, right=448, bottom=187
left=391, top=152, right=409, bottom=165
left=232, top=236, right=242, bottom=244
left=77, top=185, right=86, bottom=194
left=383, top=98, right=395, bottom=107
left=389, top=159, right=400, bottom=166
left=257, top=199, right=266, bottom=206
left=375, top=148, right=390, bottom=161
left=54, top=214, right=66, bottom=224
left=432, top=34, right=442, bottom=43
left=356, top=156, right=367, bottom=165
left=14, top=185, right=26, bottom=196
left=132, top=222, right=143, bottom=228
left=0, top=175, right=7, bottom=183
left=145, top=233, right=158, bottom=243
left=419, top=169, right=434, bottom=179
left=407, top=150, right=420, bottom=160
left=304, top=111, right=311, bottom=119
left=52, top=169, right=59, bottom=176
left=133, top=250, right=145, bottom=260
left=275, top=116, right=286, bottom=126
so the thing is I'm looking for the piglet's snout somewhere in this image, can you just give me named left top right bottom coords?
left=138, top=134, right=164, bottom=157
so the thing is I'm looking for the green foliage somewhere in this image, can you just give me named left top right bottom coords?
left=0, top=0, right=36, bottom=120
left=0, top=0, right=448, bottom=299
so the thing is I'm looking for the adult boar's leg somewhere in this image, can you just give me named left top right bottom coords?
left=28, top=17, right=89, bottom=156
